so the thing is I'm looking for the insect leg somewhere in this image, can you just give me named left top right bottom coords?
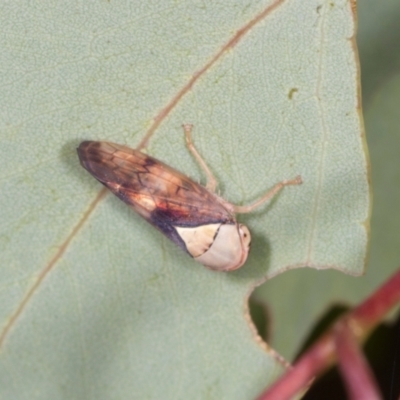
left=183, top=124, right=218, bottom=192
left=232, top=176, right=303, bottom=214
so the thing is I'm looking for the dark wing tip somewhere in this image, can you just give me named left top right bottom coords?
left=77, top=140, right=97, bottom=156
left=77, top=141, right=122, bottom=186
left=77, top=140, right=93, bottom=149
left=77, top=141, right=103, bottom=171
left=77, top=141, right=91, bottom=159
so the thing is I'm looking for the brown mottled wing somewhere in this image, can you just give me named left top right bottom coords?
left=77, top=141, right=234, bottom=243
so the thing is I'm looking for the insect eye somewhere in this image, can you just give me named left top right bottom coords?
left=239, top=224, right=251, bottom=248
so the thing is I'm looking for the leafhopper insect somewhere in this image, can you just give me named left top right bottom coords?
left=77, top=125, right=302, bottom=271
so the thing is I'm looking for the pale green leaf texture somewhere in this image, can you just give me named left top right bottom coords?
left=0, top=1, right=367, bottom=399
left=252, top=0, right=400, bottom=361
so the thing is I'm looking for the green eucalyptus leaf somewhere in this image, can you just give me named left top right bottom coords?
left=0, top=1, right=366, bottom=399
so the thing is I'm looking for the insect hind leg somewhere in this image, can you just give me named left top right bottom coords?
left=232, top=176, right=303, bottom=214
left=182, top=124, right=218, bottom=192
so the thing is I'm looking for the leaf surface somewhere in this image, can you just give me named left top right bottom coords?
left=253, top=0, right=400, bottom=362
left=0, top=1, right=366, bottom=398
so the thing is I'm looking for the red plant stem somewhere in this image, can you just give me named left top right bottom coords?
left=351, top=269, right=400, bottom=333
left=256, top=268, right=400, bottom=400
left=334, top=320, right=382, bottom=400
left=256, top=332, right=335, bottom=400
